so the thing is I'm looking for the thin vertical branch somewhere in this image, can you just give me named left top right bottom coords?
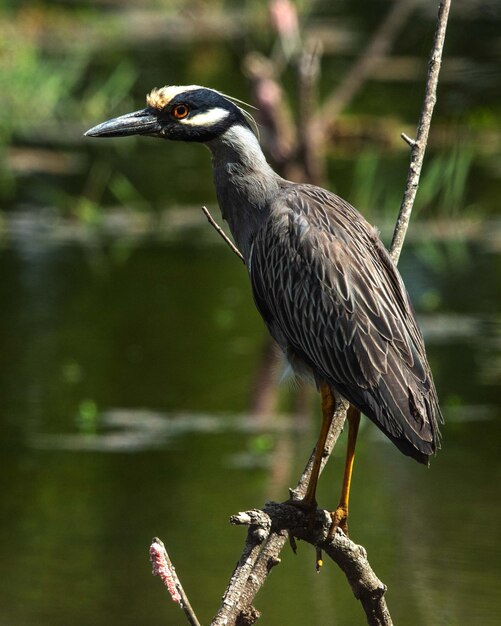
left=201, top=206, right=245, bottom=263
left=390, top=0, right=452, bottom=263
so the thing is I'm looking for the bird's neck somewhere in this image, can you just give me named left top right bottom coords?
left=207, top=125, right=281, bottom=262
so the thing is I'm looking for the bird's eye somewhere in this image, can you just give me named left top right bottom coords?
left=172, top=104, right=189, bottom=119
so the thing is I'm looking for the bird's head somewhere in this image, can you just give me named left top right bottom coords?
left=85, top=85, right=256, bottom=142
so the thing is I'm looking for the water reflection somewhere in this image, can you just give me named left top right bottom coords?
left=0, top=228, right=499, bottom=625
left=29, top=409, right=298, bottom=453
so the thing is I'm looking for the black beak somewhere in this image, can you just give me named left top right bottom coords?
left=84, top=108, right=162, bottom=138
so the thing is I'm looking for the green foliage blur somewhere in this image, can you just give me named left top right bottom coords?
left=1, top=0, right=500, bottom=224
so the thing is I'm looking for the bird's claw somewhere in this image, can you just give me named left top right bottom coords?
left=284, top=496, right=317, bottom=512
left=328, top=505, right=349, bottom=539
left=284, top=496, right=318, bottom=532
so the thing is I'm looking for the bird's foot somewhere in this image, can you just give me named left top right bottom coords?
left=285, top=496, right=324, bottom=571
left=284, top=495, right=318, bottom=531
left=284, top=496, right=317, bottom=512
left=328, top=505, right=348, bottom=539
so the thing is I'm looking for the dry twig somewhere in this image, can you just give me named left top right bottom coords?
left=231, top=503, right=392, bottom=626
left=149, top=538, right=202, bottom=626
left=202, top=205, right=245, bottom=263
left=209, top=399, right=362, bottom=626
left=391, top=0, right=452, bottom=262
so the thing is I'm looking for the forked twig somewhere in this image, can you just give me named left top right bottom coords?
left=216, top=401, right=347, bottom=620
left=230, top=503, right=392, bottom=626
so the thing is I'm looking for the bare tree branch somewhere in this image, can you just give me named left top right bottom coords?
left=401, top=132, right=417, bottom=148
left=390, top=0, right=452, bottom=263
left=210, top=399, right=352, bottom=626
left=230, top=503, right=392, bottom=626
left=149, top=538, right=202, bottom=626
left=202, top=205, right=245, bottom=263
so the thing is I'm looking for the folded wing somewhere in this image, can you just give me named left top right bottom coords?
left=250, top=184, right=442, bottom=463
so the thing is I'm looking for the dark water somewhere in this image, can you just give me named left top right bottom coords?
left=2, top=1, right=501, bottom=624
left=0, top=229, right=499, bottom=625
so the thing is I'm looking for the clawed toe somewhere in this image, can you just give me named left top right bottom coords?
left=328, top=505, right=349, bottom=539
left=284, top=497, right=319, bottom=531
left=284, top=496, right=317, bottom=512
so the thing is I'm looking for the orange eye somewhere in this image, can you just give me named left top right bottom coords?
left=172, top=104, right=189, bottom=119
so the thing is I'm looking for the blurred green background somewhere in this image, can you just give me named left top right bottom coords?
left=0, top=1, right=500, bottom=624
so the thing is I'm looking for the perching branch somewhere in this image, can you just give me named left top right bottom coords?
left=208, top=401, right=393, bottom=626
left=230, top=503, right=391, bottom=626
left=390, top=0, right=452, bottom=263
left=209, top=398, right=353, bottom=626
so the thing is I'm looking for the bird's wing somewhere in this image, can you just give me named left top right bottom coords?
left=249, top=184, right=442, bottom=458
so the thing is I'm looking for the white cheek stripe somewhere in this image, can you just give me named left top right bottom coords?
left=181, top=107, right=230, bottom=127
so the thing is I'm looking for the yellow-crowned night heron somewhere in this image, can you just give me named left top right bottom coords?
left=86, top=85, right=442, bottom=536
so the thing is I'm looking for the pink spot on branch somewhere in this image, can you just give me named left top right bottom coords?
left=257, top=79, right=282, bottom=109
left=149, top=540, right=182, bottom=604
left=269, top=0, right=299, bottom=39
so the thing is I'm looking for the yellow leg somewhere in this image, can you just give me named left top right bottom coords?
left=301, top=383, right=336, bottom=508
left=328, top=405, right=360, bottom=538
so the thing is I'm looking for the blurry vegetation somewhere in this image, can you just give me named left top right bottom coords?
left=344, top=143, right=475, bottom=222
left=0, top=7, right=138, bottom=137
left=75, top=399, right=99, bottom=434
left=0, top=0, right=500, bottom=230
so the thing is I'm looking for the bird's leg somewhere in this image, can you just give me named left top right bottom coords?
left=328, top=405, right=360, bottom=539
left=289, top=384, right=336, bottom=572
left=299, top=383, right=336, bottom=510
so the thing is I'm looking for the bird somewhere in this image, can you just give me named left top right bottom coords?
left=85, top=85, right=442, bottom=537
